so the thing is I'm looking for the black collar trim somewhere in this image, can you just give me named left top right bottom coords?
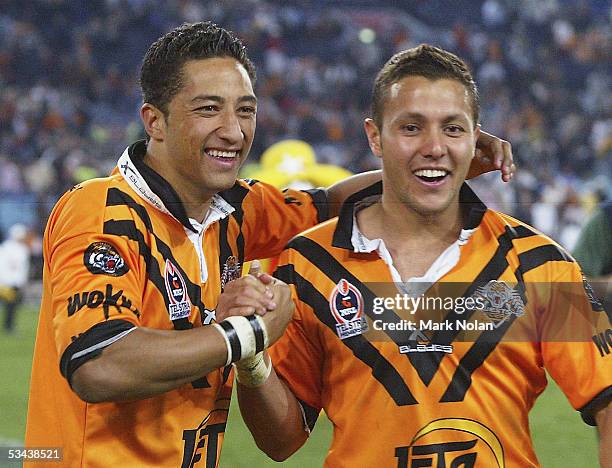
left=331, top=181, right=488, bottom=250
left=127, top=140, right=197, bottom=232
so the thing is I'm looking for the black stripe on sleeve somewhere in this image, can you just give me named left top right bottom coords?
left=107, top=188, right=154, bottom=230
left=247, top=315, right=265, bottom=353
left=303, top=188, right=329, bottom=223
left=275, top=263, right=418, bottom=406
left=298, top=399, right=320, bottom=432
left=579, top=387, right=612, bottom=426
left=219, top=320, right=242, bottom=363
left=59, top=319, right=135, bottom=384
left=517, top=244, right=573, bottom=274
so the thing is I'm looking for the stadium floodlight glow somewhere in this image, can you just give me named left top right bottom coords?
left=359, top=28, right=376, bottom=44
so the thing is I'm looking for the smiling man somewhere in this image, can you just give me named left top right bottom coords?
left=24, top=23, right=515, bottom=467
left=237, top=45, right=611, bottom=467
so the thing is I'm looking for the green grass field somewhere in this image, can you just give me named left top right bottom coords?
left=1, top=306, right=598, bottom=466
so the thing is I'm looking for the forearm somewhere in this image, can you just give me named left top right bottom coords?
left=237, top=355, right=308, bottom=461
left=71, top=325, right=227, bottom=402
left=326, top=170, right=381, bottom=218
left=595, top=400, right=611, bottom=468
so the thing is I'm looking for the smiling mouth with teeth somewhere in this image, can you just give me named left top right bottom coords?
left=206, top=149, right=239, bottom=159
left=414, top=168, right=449, bottom=182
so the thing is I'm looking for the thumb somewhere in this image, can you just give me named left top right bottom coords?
left=248, top=260, right=261, bottom=277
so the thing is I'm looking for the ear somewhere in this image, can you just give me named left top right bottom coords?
left=473, top=123, right=482, bottom=158
left=141, top=103, right=166, bottom=142
left=364, top=118, right=383, bottom=158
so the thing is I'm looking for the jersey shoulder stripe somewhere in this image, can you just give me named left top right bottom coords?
left=517, top=244, right=573, bottom=275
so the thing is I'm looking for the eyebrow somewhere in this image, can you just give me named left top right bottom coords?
left=442, top=114, right=469, bottom=123
left=190, top=95, right=257, bottom=104
left=395, top=112, right=469, bottom=123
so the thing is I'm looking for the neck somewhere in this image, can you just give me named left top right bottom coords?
left=144, top=140, right=212, bottom=223
left=356, top=197, right=464, bottom=280
left=390, top=195, right=461, bottom=241
left=358, top=196, right=463, bottom=248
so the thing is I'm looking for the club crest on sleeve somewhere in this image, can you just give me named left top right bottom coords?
left=84, top=242, right=129, bottom=277
left=329, top=279, right=368, bottom=339
left=221, top=256, right=241, bottom=288
left=164, top=259, right=192, bottom=320
left=473, top=280, right=524, bottom=328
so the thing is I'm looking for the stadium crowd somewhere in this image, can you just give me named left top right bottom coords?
left=0, top=0, right=610, bottom=250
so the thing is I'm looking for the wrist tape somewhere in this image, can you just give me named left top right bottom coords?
left=214, top=315, right=269, bottom=366
left=234, top=351, right=272, bottom=387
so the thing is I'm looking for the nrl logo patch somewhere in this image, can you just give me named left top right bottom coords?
left=329, top=279, right=368, bottom=340
left=164, top=259, right=191, bottom=321
left=473, top=280, right=524, bottom=328
left=221, top=256, right=241, bottom=288
left=84, top=242, right=129, bottom=277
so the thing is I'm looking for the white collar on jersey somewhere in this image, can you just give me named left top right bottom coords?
left=349, top=195, right=476, bottom=286
left=117, top=146, right=235, bottom=232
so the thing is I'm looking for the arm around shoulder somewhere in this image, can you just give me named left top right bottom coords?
left=325, top=170, right=381, bottom=218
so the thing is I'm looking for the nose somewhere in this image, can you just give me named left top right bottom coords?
left=217, top=110, right=243, bottom=144
left=421, top=129, right=445, bottom=159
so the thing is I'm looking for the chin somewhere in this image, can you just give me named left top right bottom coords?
left=402, top=196, right=452, bottom=217
left=214, top=180, right=238, bottom=193
left=210, top=172, right=240, bottom=190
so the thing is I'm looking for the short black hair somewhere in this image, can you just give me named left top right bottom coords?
left=372, top=44, right=479, bottom=129
left=140, top=21, right=256, bottom=116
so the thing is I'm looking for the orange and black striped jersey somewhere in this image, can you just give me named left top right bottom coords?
left=270, top=182, right=611, bottom=468
left=25, top=140, right=327, bottom=468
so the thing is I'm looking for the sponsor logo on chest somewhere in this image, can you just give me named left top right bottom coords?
left=164, top=259, right=192, bottom=320
left=329, top=279, right=368, bottom=339
left=395, top=419, right=504, bottom=468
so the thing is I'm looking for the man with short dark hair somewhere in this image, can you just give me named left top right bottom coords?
left=25, top=23, right=513, bottom=466
left=237, top=44, right=611, bottom=467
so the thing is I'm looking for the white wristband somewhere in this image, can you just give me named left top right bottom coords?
left=213, top=315, right=269, bottom=366
left=213, top=323, right=233, bottom=366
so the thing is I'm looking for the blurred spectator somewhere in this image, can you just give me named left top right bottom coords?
left=0, top=0, right=609, bottom=252
left=573, top=201, right=612, bottom=311
left=0, top=224, right=31, bottom=334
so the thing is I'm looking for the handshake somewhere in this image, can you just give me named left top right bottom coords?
left=213, top=261, right=294, bottom=387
